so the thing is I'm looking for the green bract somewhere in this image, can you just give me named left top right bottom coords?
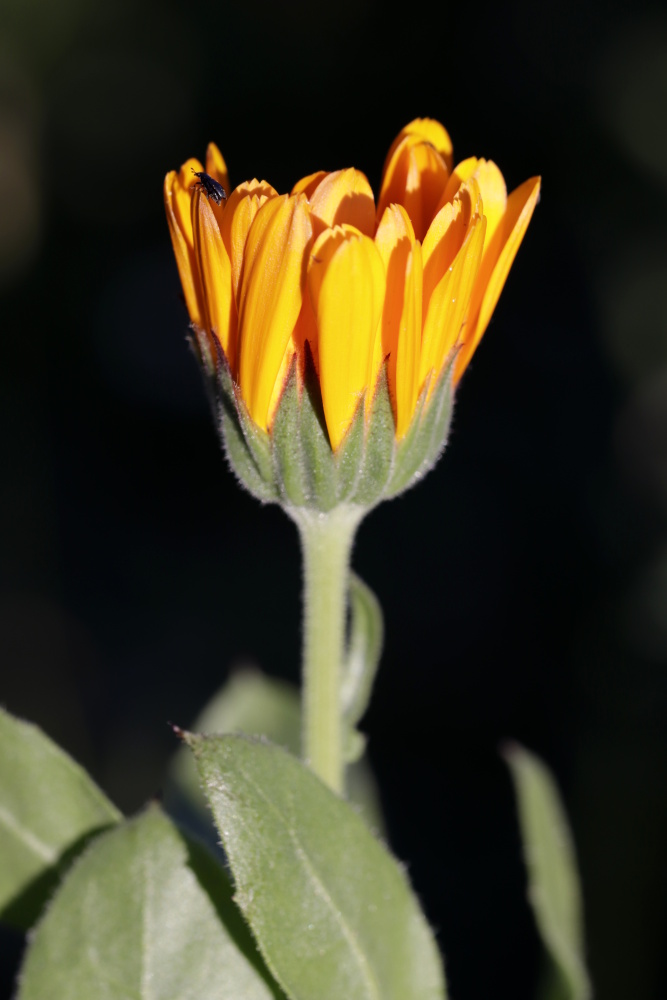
left=193, top=329, right=455, bottom=512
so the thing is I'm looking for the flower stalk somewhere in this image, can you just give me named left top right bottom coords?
left=293, top=505, right=363, bottom=794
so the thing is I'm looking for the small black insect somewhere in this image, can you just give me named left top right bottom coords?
left=190, top=169, right=227, bottom=205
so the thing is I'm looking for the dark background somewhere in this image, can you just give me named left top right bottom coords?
left=2, top=0, right=667, bottom=996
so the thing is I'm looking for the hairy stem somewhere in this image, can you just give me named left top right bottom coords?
left=293, top=506, right=362, bottom=794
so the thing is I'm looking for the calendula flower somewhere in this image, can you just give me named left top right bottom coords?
left=165, top=119, right=539, bottom=510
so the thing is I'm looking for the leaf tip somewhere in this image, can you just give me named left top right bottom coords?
left=168, top=721, right=195, bottom=746
left=499, top=739, right=521, bottom=761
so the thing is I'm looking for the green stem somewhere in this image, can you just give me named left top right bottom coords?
left=293, top=505, right=362, bottom=795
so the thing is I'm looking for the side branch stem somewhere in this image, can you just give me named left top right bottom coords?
left=293, top=506, right=362, bottom=795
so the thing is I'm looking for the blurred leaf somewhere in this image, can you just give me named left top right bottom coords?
left=593, top=15, right=667, bottom=189
left=341, top=572, right=383, bottom=762
left=169, top=667, right=385, bottom=833
left=596, top=245, right=667, bottom=385
left=504, top=743, right=592, bottom=1000
left=179, top=667, right=302, bottom=756
left=18, top=804, right=282, bottom=1000
left=0, top=706, right=120, bottom=929
left=187, top=733, right=446, bottom=1000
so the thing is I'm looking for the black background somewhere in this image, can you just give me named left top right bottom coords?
left=2, top=0, right=667, bottom=997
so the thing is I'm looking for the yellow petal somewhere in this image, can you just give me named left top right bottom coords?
left=420, top=174, right=483, bottom=326
left=191, top=188, right=237, bottom=372
left=308, top=226, right=386, bottom=450
left=473, top=160, right=507, bottom=247
left=421, top=199, right=466, bottom=323
left=370, top=205, right=414, bottom=419
left=439, top=158, right=508, bottom=252
left=205, top=142, right=230, bottom=194
left=420, top=190, right=486, bottom=388
left=395, top=243, right=423, bottom=437
left=219, top=179, right=279, bottom=302
left=377, top=135, right=450, bottom=242
left=456, top=176, right=541, bottom=379
left=374, top=202, right=416, bottom=256
left=238, top=193, right=313, bottom=430
left=438, top=157, right=480, bottom=207
left=173, top=157, right=204, bottom=244
left=383, top=118, right=454, bottom=175
left=292, top=170, right=328, bottom=197
left=262, top=285, right=322, bottom=435
left=309, top=168, right=376, bottom=237
left=164, top=165, right=205, bottom=327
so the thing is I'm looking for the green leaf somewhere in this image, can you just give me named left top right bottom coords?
left=0, top=707, right=120, bottom=929
left=504, top=743, right=592, bottom=1000
left=18, top=805, right=283, bottom=1000
left=187, top=733, right=446, bottom=1000
left=168, top=668, right=385, bottom=835
left=341, top=573, right=383, bottom=762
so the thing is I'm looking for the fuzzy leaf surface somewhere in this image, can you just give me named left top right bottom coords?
left=188, top=733, right=446, bottom=1000
left=0, top=707, right=120, bottom=929
left=169, top=668, right=384, bottom=834
left=18, top=805, right=282, bottom=1000
left=505, top=743, right=592, bottom=1000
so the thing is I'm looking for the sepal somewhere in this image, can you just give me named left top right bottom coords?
left=193, top=327, right=456, bottom=513
left=351, top=368, right=395, bottom=506
left=387, top=357, right=455, bottom=497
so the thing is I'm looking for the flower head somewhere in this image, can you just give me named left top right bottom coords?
left=165, top=120, right=539, bottom=509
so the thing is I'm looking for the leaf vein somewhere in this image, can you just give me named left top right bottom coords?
left=234, top=759, right=381, bottom=1000
left=0, top=803, right=58, bottom=864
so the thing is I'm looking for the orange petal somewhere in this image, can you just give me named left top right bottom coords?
left=309, top=168, right=376, bottom=237
left=372, top=204, right=418, bottom=428
left=237, top=194, right=313, bottom=430
left=164, top=166, right=204, bottom=327
left=205, top=142, right=230, bottom=194
left=308, top=226, right=386, bottom=450
left=419, top=189, right=486, bottom=388
left=377, top=135, right=450, bottom=242
left=292, top=170, right=328, bottom=198
left=191, top=188, right=237, bottom=372
left=383, top=118, right=454, bottom=176
left=292, top=290, right=320, bottom=374
left=219, top=179, right=279, bottom=302
left=456, top=176, right=541, bottom=379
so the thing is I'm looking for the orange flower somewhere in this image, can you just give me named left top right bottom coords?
left=165, top=119, right=540, bottom=450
